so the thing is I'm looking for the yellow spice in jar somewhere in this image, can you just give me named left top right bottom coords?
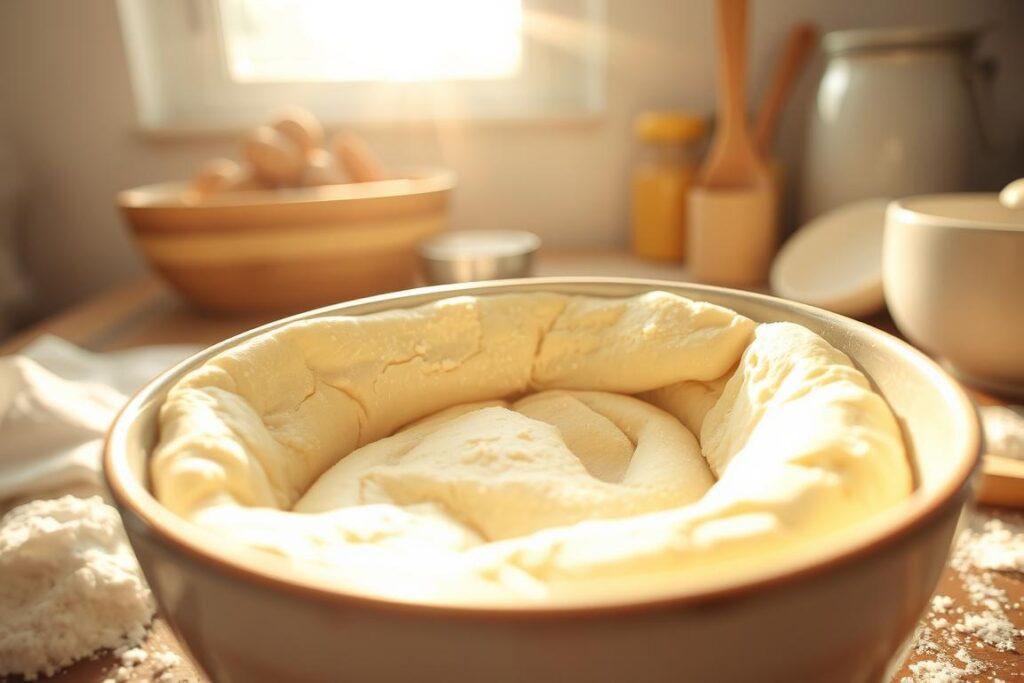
left=631, top=112, right=708, bottom=261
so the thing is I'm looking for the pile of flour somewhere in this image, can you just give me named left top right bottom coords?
left=0, top=495, right=155, bottom=680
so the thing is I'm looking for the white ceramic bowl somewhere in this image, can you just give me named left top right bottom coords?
left=771, top=199, right=889, bottom=317
left=884, top=193, right=1024, bottom=398
left=104, top=278, right=979, bottom=683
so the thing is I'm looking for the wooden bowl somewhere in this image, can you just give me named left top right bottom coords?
left=118, top=168, right=455, bottom=313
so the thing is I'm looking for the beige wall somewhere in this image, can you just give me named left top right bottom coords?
left=1, top=0, right=1021, bottom=317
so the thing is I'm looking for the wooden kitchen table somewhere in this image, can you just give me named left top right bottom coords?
left=2, top=251, right=1021, bottom=682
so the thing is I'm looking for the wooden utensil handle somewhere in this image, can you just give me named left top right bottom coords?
left=715, top=0, right=750, bottom=139
left=755, top=23, right=818, bottom=154
left=697, top=0, right=770, bottom=188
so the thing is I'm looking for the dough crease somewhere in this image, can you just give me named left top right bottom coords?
left=151, top=292, right=911, bottom=604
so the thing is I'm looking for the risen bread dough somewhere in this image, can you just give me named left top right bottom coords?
left=297, top=392, right=713, bottom=541
left=152, top=292, right=912, bottom=604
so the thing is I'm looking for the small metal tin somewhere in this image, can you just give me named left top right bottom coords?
left=418, top=230, right=541, bottom=285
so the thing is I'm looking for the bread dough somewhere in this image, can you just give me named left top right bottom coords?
left=296, top=392, right=713, bottom=541
left=151, top=292, right=911, bottom=604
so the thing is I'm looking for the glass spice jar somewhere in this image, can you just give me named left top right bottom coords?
left=631, top=112, right=708, bottom=262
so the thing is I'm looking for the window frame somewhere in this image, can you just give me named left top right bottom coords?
left=118, top=0, right=607, bottom=132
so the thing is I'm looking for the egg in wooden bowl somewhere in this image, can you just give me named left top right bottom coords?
left=119, top=108, right=453, bottom=312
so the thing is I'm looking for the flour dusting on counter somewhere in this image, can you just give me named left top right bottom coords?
left=0, top=495, right=155, bottom=680
left=981, top=406, right=1024, bottom=462
left=966, top=519, right=1024, bottom=573
left=900, top=512, right=1024, bottom=682
left=101, top=644, right=183, bottom=683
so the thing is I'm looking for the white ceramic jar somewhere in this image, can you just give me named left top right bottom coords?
left=801, top=28, right=984, bottom=221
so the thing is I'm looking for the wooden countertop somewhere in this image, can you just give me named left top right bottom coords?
left=2, top=252, right=706, bottom=354
left=2, top=251, right=1021, bottom=682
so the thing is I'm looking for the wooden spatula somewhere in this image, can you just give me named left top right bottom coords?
left=688, top=0, right=777, bottom=285
left=754, top=23, right=818, bottom=155
left=697, top=0, right=770, bottom=189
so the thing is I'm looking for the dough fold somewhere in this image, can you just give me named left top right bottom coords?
left=150, top=292, right=912, bottom=605
left=296, top=393, right=713, bottom=541
left=153, top=292, right=751, bottom=515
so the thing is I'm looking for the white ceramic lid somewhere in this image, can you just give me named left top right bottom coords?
left=771, top=199, right=889, bottom=318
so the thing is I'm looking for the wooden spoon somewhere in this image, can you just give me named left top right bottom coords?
left=688, top=0, right=777, bottom=286
left=754, top=23, right=818, bottom=155
left=696, top=0, right=770, bottom=190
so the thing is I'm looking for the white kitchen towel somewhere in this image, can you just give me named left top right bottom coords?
left=0, top=336, right=198, bottom=506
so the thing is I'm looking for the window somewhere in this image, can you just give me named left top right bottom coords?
left=118, top=0, right=605, bottom=130
left=220, top=0, right=523, bottom=83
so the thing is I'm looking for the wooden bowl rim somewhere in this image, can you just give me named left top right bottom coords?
left=118, top=166, right=456, bottom=211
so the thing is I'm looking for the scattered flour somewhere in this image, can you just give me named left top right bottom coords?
left=118, top=646, right=149, bottom=667
left=0, top=495, right=156, bottom=680
left=954, top=611, right=1017, bottom=652
left=964, top=519, right=1024, bottom=573
left=901, top=512, right=1024, bottom=682
left=981, top=406, right=1024, bottom=462
left=903, top=658, right=969, bottom=682
left=150, top=651, right=185, bottom=679
left=102, top=643, right=183, bottom=683
left=932, top=595, right=955, bottom=614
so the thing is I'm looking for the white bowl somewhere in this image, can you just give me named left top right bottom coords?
left=771, top=199, right=889, bottom=317
left=883, top=193, right=1024, bottom=397
left=104, top=278, right=979, bottom=683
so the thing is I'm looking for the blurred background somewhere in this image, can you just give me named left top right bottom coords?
left=0, top=0, right=1021, bottom=329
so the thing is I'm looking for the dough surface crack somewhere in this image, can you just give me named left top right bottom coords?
left=150, top=291, right=911, bottom=605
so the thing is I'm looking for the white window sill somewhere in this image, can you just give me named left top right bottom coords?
left=132, top=113, right=606, bottom=143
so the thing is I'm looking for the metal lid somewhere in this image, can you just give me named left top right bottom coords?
left=823, top=26, right=979, bottom=56
left=634, top=112, right=708, bottom=143
left=419, top=230, right=541, bottom=260
left=418, top=230, right=542, bottom=285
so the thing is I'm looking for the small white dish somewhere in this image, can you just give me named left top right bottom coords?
left=770, top=199, right=889, bottom=317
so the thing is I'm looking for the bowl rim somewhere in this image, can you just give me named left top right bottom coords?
left=822, top=26, right=978, bottom=56
left=888, top=194, right=1024, bottom=233
left=104, top=277, right=981, bottom=618
left=117, top=166, right=456, bottom=210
